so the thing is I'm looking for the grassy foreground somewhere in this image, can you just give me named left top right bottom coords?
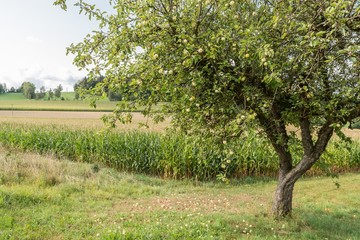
left=0, top=148, right=359, bottom=239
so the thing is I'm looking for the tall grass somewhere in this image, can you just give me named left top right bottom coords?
left=0, top=123, right=358, bottom=180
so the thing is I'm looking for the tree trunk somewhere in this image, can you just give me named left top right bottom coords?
left=273, top=177, right=296, bottom=218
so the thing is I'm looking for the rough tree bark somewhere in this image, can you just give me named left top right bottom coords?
left=271, top=119, right=334, bottom=218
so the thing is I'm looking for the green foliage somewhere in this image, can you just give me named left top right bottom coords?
left=21, top=82, right=36, bottom=99
left=55, top=0, right=360, bottom=216
left=35, top=86, right=46, bottom=99
left=58, top=0, right=360, bottom=135
left=0, top=83, right=6, bottom=94
left=74, top=76, right=105, bottom=100
left=0, top=123, right=358, bottom=180
left=47, top=88, right=54, bottom=100
left=54, top=84, right=63, bottom=98
left=350, top=119, right=360, bottom=129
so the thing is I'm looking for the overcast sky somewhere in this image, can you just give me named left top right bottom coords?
left=0, top=0, right=111, bottom=91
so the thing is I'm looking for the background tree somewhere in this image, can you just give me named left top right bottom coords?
left=47, top=89, right=54, bottom=100
left=15, top=86, right=22, bottom=93
left=0, top=83, right=5, bottom=94
left=55, top=0, right=360, bottom=217
left=2, top=83, right=7, bottom=93
left=74, top=76, right=105, bottom=100
left=108, top=90, right=122, bottom=101
left=21, top=82, right=36, bottom=99
left=54, top=84, right=63, bottom=98
left=8, top=87, right=16, bottom=93
left=35, top=86, right=46, bottom=99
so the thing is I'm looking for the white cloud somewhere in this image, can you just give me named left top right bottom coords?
left=26, top=35, right=43, bottom=44
left=0, top=65, right=84, bottom=92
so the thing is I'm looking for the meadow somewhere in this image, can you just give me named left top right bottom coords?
left=0, top=103, right=359, bottom=238
left=0, top=147, right=359, bottom=239
left=0, top=93, right=117, bottom=111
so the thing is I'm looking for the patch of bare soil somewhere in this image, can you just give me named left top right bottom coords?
left=111, top=193, right=268, bottom=215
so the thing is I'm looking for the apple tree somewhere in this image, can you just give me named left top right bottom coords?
left=55, top=0, right=360, bottom=217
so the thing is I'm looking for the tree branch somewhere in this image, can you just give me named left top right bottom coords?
left=299, top=117, right=314, bottom=155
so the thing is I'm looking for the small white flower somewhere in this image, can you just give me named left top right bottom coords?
left=197, top=48, right=204, bottom=53
left=229, top=1, right=235, bottom=6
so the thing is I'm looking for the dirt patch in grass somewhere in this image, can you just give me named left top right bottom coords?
left=111, top=192, right=270, bottom=215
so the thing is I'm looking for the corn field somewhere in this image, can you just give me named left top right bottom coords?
left=0, top=123, right=358, bottom=180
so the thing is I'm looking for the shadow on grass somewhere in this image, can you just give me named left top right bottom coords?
left=296, top=208, right=360, bottom=240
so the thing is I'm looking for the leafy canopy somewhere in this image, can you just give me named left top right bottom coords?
left=55, top=0, right=360, bottom=138
left=55, top=0, right=360, bottom=217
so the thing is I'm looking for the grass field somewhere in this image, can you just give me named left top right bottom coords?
left=0, top=93, right=118, bottom=111
left=0, top=93, right=26, bottom=101
left=0, top=92, right=77, bottom=101
left=0, top=95, right=359, bottom=239
left=0, top=148, right=358, bottom=239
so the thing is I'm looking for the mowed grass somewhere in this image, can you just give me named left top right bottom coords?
left=0, top=93, right=26, bottom=101
left=0, top=93, right=118, bottom=111
left=0, top=148, right=359, bottom=239
left=0, top=92, right=76, bottom=101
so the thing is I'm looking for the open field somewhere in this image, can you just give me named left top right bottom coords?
left=0, top=93, right=26, bottom=101
left=0, top=148, right=359, bottom=239
left=0, top=107, right=359, bottom=238
left=0, top=111, right=169, bottom=132
left=0, top=93, right=165, bottom=112
left=0, top=92, right=121, bottom=111
left=0, top=92, right=76, bottom=101
left=0, top=99, right=118, bottom=111
left=1, top=110, right=360, bottom=138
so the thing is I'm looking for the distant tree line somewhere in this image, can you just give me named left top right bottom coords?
left=0, top=82, right=64, bottom=100
left=0, top=83, right=20, bottom=94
